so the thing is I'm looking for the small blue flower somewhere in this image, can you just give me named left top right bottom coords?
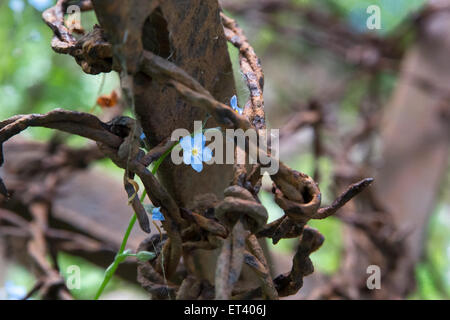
left=180, top=133, right=212, bottom=172
left=140, top=132, right=146, bottom=140
left=152, top=207, right=165, bottom=221
left=230, top=95, right=243, bottom=115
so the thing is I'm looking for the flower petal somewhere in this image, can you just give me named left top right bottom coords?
left=202, top=146, right=212, bottom=162
left=180, top=135, right=193, bottom=151
left=152, top=207, right=165, bottom=221
left=192, top=152, right=202, bottom=164
left=193, top=132, right=205, bottom=149
left=230, top=95, right=237, bottom=109
left=183, top=149, right=192, bottom=164
left=191, top=162, right=203, bottom=172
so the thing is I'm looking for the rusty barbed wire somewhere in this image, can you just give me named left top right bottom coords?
left=42, top=0, right=111, bottom=74
left=0, top=0, right=378, bottom=300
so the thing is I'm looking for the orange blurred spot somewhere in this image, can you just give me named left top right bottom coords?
left=96, top=90, right=118, bottom=108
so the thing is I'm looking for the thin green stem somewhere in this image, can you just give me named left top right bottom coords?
left=94, top=145, right=176, bottom=300
left=94, top=191, right=145, bottom=300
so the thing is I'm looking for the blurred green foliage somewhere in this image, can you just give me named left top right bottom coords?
left=57, top=252, right=146, bottom=300
left=0, top=1, right=119, bottom=147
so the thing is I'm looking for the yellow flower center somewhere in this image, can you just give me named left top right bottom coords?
left=192, top=148, right=199, bottom=156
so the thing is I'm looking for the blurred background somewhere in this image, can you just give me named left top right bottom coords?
left=0, top=0, right=449, bottom=299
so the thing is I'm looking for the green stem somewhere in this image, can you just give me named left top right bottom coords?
left=94, top=144, right=176, bottom=300
left=94, top=192, right=145, bottom=300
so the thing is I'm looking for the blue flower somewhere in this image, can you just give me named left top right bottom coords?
left=140, top=132, right=151, bottom=150
left=152, top=207, right=165, bottom=221
left=230, top=95, right=243, bottom=115
left=180, top=133, right=212, bottom=172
